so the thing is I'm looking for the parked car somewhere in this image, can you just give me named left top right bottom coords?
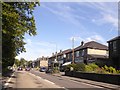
left=17, top=67, right=23, bottom=71
left=25, top=67, right=31, bottom=71
left=39, top=67, right=47, bottom=72
left=45, top=69, right=53, bottom=74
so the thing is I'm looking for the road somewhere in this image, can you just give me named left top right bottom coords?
left=4, top=70, right=62, bottom=89
left=3, top=70, right=112, bottom=89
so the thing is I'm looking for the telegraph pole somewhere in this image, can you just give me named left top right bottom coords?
left=72, top=37, right=74, bottom=64
left=54, top=43, right=57, bottom=68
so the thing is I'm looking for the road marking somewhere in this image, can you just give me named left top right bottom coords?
left=82, top=82, right=103, bottom=88
left=36, top=76, right=42, bottom=79
left=44, top=79, right=55, bottom=85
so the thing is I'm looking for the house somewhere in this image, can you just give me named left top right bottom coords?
left=33, top=58, right=40, bottom=68
left=33, top=56, right=48, bottom=68
left=57, top=49, right=72, bottom=69
left=48, top=53, right=57, bottom=69
left=39, top=56, right=48, bottom=68
left=65, top=49, right=73, bottom=63
left=48, top=49, right=72, bottom=69
left=107, top=36, right=120, bottom=69
left=74, top=41, right=108, bottom=66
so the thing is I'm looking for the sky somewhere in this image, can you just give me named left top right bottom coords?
left=16, top=1, right=118, bottom=61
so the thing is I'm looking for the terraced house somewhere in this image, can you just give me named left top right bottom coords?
left=48, top=41, right=109, bottom=69
left=48, top=49, right=72, bottom=69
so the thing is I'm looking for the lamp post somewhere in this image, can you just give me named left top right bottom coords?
left=50, top=42, right=58, bottom=68
left=72, top=37, right=75, bottom=64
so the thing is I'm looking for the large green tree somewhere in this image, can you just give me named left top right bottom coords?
left=2, top=2, right=39, bottom=69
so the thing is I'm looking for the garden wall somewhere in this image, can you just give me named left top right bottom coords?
left=65, top=71, right=120, bottom=85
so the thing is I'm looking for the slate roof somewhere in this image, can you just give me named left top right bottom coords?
left=57, top=49, right=72, bottom=56
left=107, top=36, right=120, bottom=42
left=75, top=41, right=108, bottom=51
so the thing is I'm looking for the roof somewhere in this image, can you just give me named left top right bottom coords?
left=49, top=49, right=72, bottom=58
left=57, top=49, right=72, bottom=56
left=107, top=36, right=120, bottom=42
left=75, top=41, right=108, bottom=51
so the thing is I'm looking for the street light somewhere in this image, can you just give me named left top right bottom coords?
left=50, top=42, right=58, bottom=68
left=72, top=37, right=75, bottom=64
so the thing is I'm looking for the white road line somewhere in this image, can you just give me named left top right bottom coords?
left=44, top=79, right=55, bottom=85
left=80, top=82, right=103, bottom=88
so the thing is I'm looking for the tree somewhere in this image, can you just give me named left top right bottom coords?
left=14, top=59, right=20, bottom=67
left=2, top=2, right=39, bottom=69
left=19, top=58, right=27, bottom=67
left=27, top=60, right=32, bottom=67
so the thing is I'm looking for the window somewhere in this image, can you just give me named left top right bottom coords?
left=113, top=41, right=117, bottom=52
left=82, top=50, right=85, bottom=56
left=76, top=51, right=79, bottom=57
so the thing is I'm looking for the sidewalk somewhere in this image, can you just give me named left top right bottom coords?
left=52, top=72, right=120, bottom=90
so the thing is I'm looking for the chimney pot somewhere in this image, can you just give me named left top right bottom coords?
left=81, top=41, right=84, bottom=46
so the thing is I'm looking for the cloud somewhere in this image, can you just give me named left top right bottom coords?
left=70, top=33, right=107, bottom=46
left=88, top=2, right=118, bottom=28
left=101, top=14, right=117, bottom=27
left=16, top=39, right=57, bottom=60
left=42, top=2, right=118, bottom=32
left=40, top=0, right=119, bottom=2
left=41, top=3, right=87, bottom=30
left=36, top=41, right=56, bottom=47
left=70, top=36, right=83, bottom=41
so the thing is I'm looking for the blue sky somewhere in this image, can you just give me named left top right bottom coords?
left=16, top=2, right=118, bottom=61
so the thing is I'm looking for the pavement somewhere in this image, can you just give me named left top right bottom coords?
left=52, top=72, right=120, bottom=90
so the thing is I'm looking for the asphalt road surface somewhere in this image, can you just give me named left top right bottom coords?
left=3, top=70, right=111, bottom=90
left=29, top=70, right=107, bottom=89
left=4, top=70, right=63, bottom=89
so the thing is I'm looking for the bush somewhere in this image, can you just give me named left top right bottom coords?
left=85, top=65, right=93, bottom=72
left=53, top=67, right=60, bottom=73
left=85, top=63, right=99, bottom=73
left=65, top=63, right=85, bottom=72
left=65, top=63, right=120, bottom=74
left=88, top=63, right=99, bottom=71
left=74, top=63, right=85, bottom=72
left=102, top=65, right=119, bottom=74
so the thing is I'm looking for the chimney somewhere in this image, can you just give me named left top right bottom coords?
left=60, top=50, right=62, bottom=53
left=52, top=53, right=54, bottom=56
left=55, top=52, right=57, bottom=54
left=80, top=41, right=84, bottom=46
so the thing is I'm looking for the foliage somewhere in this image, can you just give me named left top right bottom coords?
left=85, top=65, right=93, bottom=73
left=85, top=63, right=99, bottom=73
left=88, top=63, right=99, bottom=71
left=65, top=63, right=120, bottom=74
left=14, top=59, right=20, bottom=67
left=53, top=67, right=60, bottom=73
left=74, top=63, right=85, bottom=71
left=65, top=63, right=85, bottom=72
left=19, top=58, right=27, bottom=68
left=102, top=65, right=118, bottom=74
left=2, top=2, right=39, bottom=69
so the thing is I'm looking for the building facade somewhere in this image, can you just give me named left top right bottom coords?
left=73, top=41, right=108, bottom=66
left=33, top=56, right=48, bottom=68
left=107, top=36, right=120, bottom=69
left=48, top=41, right=109, bottom=69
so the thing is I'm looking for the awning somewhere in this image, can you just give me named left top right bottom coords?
left=62, top=62, right=71, bottom=66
